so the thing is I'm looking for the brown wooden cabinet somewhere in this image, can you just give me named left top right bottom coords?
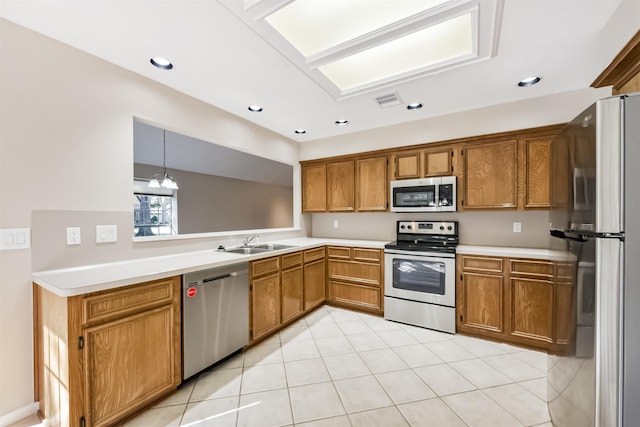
left=457, top=256, right=505, bottom=336
left=304, top=247, right=326, bottom=311
left=281, top=252, right=304, bottom=324
left=250, top=257, right=282, bottom=341
left=250, top=248, right=328, bottom=342
left=509, top=259, right=555, bottom=345
left=33, top=277, right=182, bottom=427
left=456, top=254, right=574, bottom=353
left=424, top=147, right=453, bottom=177
left=356, top=156, right=388, bottom=211
left=391, top=147, right=453, bottom=179
left=521, top=137, right=552, bottom=209
left=392, top=151, right=422, bottom=179
left=327, top=160, right=355, bottom=212
left=463, top=140, right=518, bottom=210
left=302, top=163, right=327, bottom=212
left=327, top=246, right=383, bottom=314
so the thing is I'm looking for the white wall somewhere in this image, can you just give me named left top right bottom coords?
left=0, top=18, right=303, bottom=421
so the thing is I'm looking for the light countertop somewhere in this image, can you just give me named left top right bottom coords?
left=456, top=245, right=574, bottom=261
left=33, top=238, right=574, bottom=297
left=32, top=237, right=388, bottom=297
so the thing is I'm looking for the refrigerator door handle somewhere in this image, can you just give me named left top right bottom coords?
left=550, top=229, right=590, bottom=242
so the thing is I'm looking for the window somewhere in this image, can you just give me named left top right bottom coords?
left=133, top=180, right=177, bottom=237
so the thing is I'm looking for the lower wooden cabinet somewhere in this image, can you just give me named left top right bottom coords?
left=250, top=248, right=327, bottom=343
left=327, top=246, right=383, bottom=314
left=457, top=254, right=575, bottom=353
left=304, top=247, right=326, bottom=311
left=281, top=254, right=304, bottom=324
left=33, top=276, right=182, bottom=427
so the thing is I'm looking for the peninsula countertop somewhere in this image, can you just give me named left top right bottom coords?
left=32, top=237, right=388, bottom=297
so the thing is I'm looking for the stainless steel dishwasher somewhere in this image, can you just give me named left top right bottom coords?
left=182, top=262, right=249, bottom=380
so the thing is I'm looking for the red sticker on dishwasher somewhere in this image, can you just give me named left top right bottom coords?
left=187, top=287, right=197, bottom=298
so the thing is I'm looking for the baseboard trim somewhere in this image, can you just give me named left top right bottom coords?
left=0, top=402, right=39, bottom=427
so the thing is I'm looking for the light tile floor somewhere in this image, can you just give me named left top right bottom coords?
left=13, top=306, right=552, bottom=427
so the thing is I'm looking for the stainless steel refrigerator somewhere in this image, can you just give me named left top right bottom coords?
left=548, top=94, right=640, bottom=426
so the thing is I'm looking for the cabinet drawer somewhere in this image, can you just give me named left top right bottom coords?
left=281, top=252, right=302, bottom=270
left=510, top=259, right=554, bottom=278
left=82, top=277, right=176, bottom=327
left=328, top=260, right=381, bottom=286
left=328, top=281, right=381, bottom=310
left=353, top=248, right=382, bottom=263
left=251, top=257, right=280, bottom=278
left=304, top=247, right=325, bottom=263
left=461, top=256, right=504, bottom=273
left=327, top=246, right=351, bottom=259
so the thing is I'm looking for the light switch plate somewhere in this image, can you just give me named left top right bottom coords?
left=96, top=225, right=117, bottom=243
left=513, top=222, right=522, bottom=233
left=0, top=228, right=31, bottom=250
left=66, top=227, right=81, bottom=245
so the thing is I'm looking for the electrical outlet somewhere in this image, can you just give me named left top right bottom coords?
left=333, top=220, right=339, bottom=228
left=96, top=225, right=117, bottom=243
left=66, top=227, right=81, bottom=245
left=513, top=222, right=522, bottom=233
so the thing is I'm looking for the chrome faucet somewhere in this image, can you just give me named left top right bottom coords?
left=242, top=234, right=258, bottom=247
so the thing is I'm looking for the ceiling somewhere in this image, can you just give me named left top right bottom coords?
left=0, top=0, right=629, bottom=143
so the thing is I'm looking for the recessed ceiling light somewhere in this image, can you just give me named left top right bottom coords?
left=295, top=129, right=306, bottom=134
left=150, top=57, right=173, bottom=70
left=407, top=103, right=423, bottom=110
left=335, top=119, right=349, bottom=126
left=517, top=76, right=541, bottom=87
left=248, top=105, right=263, bottom=112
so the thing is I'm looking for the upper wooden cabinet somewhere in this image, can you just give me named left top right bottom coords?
left=327, top=160, right=355, bottom=212
left=522, top=137, right=552, bottom=209
left=356, top=156, right=388, bottom=211
left=391, top=147, right=453, bottom=179
left=592, top=30, right=640, bottom=95
left=302, top=163, right=327, bottom=212
left=392, top=151, right=421, bottom=179
left=424, top=147, right=453, bottom=177
left=302, top=156, right=387, bottom=213
left=463, top=140, right=518, bottom=210
left=301, top=124, right=563, bottom=213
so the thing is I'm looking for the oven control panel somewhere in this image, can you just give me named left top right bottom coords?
left=397, top=221, right=457, bottom=236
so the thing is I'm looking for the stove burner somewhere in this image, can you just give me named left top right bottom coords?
left=386, top=220, right=459, bottom=254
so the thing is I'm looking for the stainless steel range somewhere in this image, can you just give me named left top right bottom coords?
left=384, top=220, right=458, bottom=333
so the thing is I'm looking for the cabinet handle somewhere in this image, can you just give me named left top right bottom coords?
left=78, top=336, right=84, bottom=349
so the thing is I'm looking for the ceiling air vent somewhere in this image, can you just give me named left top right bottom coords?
left=375, top=92, right=403, bottom=108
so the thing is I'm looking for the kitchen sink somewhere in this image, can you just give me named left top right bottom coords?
left=225, top=243, right=297, bottom=255
left=252, top=243, right=298, bottom=250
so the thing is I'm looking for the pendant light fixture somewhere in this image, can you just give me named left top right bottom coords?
left=148, top=129, right=179, bottom=190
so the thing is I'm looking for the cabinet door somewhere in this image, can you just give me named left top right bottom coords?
left=83, top=305, right=178, bottom=426
left=304, top=259, right=326, bottom=311
left=510, top=277, right=554, bottom=343
left=463, top=140, right=517, bottom=209
left=327, top=160, right=355, bottom=211
left=459, top=272, right=504, bottom=334
left=281, top=266, right=304, bottom=323
left=393, top=151, right=421, bottom=179
left=523, top=137, right=551, bottom=209
left=424, top=148, right=452, bottom=177
left=356, top=157, right=387, bottom=212
left=251, top=273, right=281, bottom=341
left=328, top=281, right=381, bottom=311
left=302, top=163, right=327, bottom=212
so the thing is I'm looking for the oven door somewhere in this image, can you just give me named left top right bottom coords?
left=384, top=250, right=455, bottom=307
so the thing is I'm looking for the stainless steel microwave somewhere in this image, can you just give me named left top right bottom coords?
left=390, top=177, right=456, bottom=212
